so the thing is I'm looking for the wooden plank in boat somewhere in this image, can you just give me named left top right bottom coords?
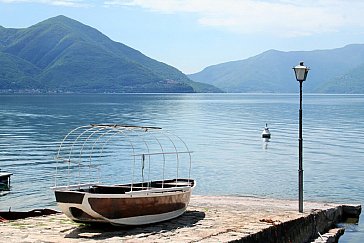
left=157, top=181, right=193, bottom=186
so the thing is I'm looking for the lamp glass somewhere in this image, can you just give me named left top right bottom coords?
left=293, top=63, right=309, bottom=82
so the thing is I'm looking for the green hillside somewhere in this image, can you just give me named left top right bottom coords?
left=317, top=62, right=364, bottom=93
left=0, top=16, right=220, bottom=93
left=0, top=52, right=41, bottom=89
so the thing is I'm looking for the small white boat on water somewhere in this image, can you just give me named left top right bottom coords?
left=262, top=124, right=271, bottom=139
left=52, top=124, right=195, bottom=226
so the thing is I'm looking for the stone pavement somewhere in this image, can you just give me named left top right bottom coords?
left=0, top=195, right=357, bottom=242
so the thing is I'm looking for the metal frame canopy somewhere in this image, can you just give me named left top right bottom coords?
left=54, top=124, right=192, bottom=190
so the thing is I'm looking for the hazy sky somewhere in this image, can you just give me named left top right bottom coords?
left=0, top=0, right=363, bottom=73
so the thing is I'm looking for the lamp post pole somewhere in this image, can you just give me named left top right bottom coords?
left=293, top=62, right=309, bottom=213
left=298, top=79, right=303, bottom=213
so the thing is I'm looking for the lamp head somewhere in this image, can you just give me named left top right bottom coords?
left=293, top=62, right=310, bottom=82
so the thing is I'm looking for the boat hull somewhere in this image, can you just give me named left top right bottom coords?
left=54, top=180, right=195, bottom=225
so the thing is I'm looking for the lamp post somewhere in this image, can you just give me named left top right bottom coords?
left=293, top=61, right=310, bottom=213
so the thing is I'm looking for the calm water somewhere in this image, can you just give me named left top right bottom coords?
left=0, top=93, right=363, bottom=242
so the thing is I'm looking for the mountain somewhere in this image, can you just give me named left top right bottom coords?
left=0, top=16, right=220, bottom=93
left=317, top=61, right=364, bottom=93
left=188, top=44, right=364, bottom=93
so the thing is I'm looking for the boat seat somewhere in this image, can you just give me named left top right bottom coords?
left=91, top=185, right=130, bottom=194
left=154, top=182, right=193, bottom=188
left=91, top=185, right=156, bottom=194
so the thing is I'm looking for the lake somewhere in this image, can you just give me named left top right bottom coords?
left=0, top=93, right=363, bottom=242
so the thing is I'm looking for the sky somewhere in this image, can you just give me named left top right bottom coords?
left=0, top=0, right=364, bottom=74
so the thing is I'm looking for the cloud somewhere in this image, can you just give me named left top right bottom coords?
left=103, top=0, right=364, bottom=37
left=0, top=0, right=91, bottom=7
left=2, top=0, right=362, bottom=36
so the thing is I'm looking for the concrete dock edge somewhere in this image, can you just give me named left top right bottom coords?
left=237, top=205, right=360, bottom=242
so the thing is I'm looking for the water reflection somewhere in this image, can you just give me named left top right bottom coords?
left=261, top=123, right=271, bottom=149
